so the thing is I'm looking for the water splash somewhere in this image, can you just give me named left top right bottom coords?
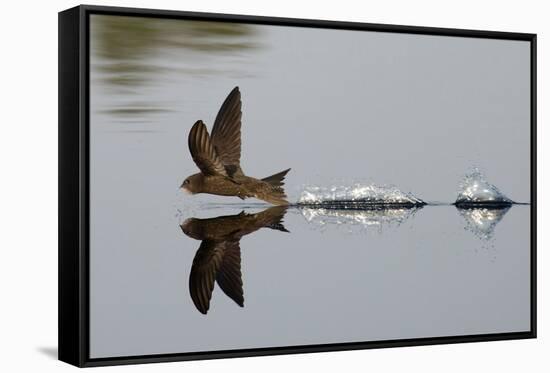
left=297, top=184, right=425, bottom=209
left=455, top=168, right=512, bottom=207
left=298, top=207, right=421, bottom=233
left=458, top=207, right=510, bottom=241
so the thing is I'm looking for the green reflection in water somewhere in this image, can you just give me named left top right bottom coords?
left=91, top=15, right=261, bottom=88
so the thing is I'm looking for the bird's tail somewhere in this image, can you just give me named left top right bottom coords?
left=262, top=168, right=291, bottom=187
left=259, top=168, right=291, bottom=206
left=259, top=206, right=290, bottom=233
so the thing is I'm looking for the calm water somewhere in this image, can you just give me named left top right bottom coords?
left=89, top=15, right=531, bottom=358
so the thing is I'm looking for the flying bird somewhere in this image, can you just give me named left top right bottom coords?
left=180, top=206, right=289, bottom=314
left=181, top=87, right=291, bottom=206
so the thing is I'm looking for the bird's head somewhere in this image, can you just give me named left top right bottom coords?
left=180, top=173, right=203, bottom=194
left=179, top=218, right=203, bottom=239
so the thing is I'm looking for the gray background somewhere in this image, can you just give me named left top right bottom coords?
left=89, top=15, right=531, bottom=358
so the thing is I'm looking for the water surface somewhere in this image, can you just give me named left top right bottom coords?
left=88, top=15, right=531, bottom=358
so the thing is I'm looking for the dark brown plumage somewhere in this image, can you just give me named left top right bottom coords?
left=181, top=206, right=289, bottom=314
left=181, top=87, right=291, bottom=206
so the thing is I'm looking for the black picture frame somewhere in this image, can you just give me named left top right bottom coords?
left=59, top=4, right=537, bottom=368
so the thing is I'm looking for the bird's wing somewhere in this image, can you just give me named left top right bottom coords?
left=188, top=120, right=228, bottom=177
left=216, top=240, right=244, bottom=307
left=189, top=240, right=225, bottom=314
left=210, top=87, right=243, bottom=176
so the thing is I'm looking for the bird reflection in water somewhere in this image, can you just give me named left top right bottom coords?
left=180, top=206, right=289, bottom=314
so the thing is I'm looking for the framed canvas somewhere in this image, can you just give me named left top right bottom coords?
left=58, top=5, right=537, bottom=367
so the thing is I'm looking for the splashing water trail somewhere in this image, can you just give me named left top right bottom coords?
left=294, top=183, right=424, bottom=233
left=297, top=183, right=425, bottom=208
left=298, top=207, right=421, bottom=233
left=455, top=168, right=512, bottom=205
